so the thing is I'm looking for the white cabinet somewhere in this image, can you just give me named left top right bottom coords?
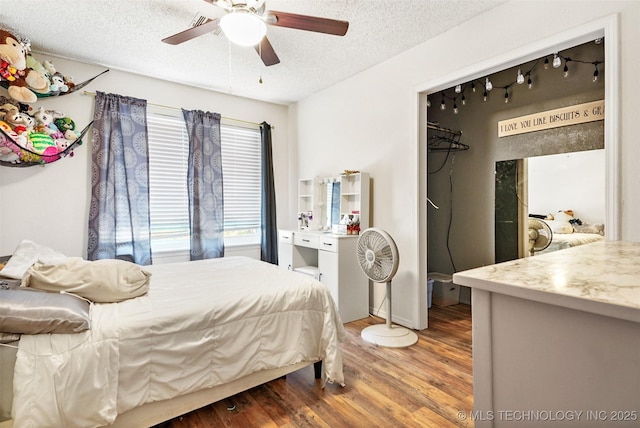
left=317, top=235, right=368, bottom=323
left=283, top=171, right=370, bottom=323
left=278, top=230, right=369, bottom=323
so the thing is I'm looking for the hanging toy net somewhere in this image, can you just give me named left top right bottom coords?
left=0, top=100, right=91, bottom=167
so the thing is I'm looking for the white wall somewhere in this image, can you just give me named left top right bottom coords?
left=0, top=57, right=290, bottom=258
left=528, top=150, right=605, bottom=225
left=292, top=1, right=640, bottom=329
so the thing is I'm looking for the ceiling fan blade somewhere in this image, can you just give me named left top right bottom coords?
left=255, top=36, right=280, bottom=66
left=162, top=18, right=220, bottom=45
left=266, top=10, right=349, bottom=36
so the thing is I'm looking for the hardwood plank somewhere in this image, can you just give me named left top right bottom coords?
left=161, top=304, right=473, bottom=428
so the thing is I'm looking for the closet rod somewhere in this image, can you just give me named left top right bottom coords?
left=426, top=122, right=461, bottom=136
left=82, top=91, right=273, bottom=129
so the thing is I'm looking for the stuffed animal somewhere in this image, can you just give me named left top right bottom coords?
left=0, top=102, right=19, bottom=122
left=43, top=59, right=56, bottom=76
left=0, top=145, right=19, bottom=163
left=0, top=30, right=48, bottom=103
left=19, top=112, right=34, bottom=133
left=27, top=131, right=55, bottom=155
left=2, top=105, right=23, bottom=129
left=54, top=116, right=75, bottom=132
left=25, top=54, right=50, bottom=94
left=0, top=123, right=25, bottom=163
left=51, top=73, right=68, bottom=92
left=63, top=75, right=75, bottom=91
left=64, top=128, right=80, bottom=142
left=32, top=106, right=58, bottom=134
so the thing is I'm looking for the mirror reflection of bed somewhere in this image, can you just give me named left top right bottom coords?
left=495, top=148, right=605, bottom=261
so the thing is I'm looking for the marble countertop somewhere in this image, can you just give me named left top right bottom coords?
left=453, top=241, right=640, bottom=323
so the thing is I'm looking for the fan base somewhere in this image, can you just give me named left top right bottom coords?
left=361, top=324, right=418, bottom=348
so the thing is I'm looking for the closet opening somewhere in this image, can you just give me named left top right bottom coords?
left=415, top=15, right=619, bottom=330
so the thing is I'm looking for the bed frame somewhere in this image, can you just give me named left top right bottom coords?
left=0, top=360, right=322, bottom=428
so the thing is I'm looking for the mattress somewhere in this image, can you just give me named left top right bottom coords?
left=10, top=256, right=345, bottom=428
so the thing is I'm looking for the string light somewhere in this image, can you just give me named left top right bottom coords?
left=427, top=43, right=603, bottom=115
left=485, top=77, right=493, bottom=91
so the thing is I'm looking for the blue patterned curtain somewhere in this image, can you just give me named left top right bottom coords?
left=260, top=122, right=278, bottom=264
left=182, top=109, right=224, bottom=260
left=88, top=92, right=152, bottom=265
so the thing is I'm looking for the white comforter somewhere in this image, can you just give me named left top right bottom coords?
left=12, top=257, right=345, bottom=428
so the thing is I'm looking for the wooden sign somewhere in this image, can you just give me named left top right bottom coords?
left=498, top=100, right=604, bottom=137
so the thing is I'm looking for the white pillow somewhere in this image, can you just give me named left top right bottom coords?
left=0, top=240, right=67, bottom=279
left=22, top=258, right=151, bottom=303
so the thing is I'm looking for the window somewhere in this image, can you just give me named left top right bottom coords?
left=147, top=106, right=262, bottom=254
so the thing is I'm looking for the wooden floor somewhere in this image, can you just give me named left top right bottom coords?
left=162, top=304, right=473, bottom=428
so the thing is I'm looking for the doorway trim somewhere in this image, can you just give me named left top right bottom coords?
left=413, top=14, right=620, bottom=330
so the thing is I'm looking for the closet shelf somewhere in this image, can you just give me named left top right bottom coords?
left=427, top=121, right=469, bottom=152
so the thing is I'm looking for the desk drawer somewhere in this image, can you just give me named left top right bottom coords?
left=318, top=236, right=338, bottom=253
left=279, top=230, right=293, bottom=244
left=294, top=233, right=319, bottom=249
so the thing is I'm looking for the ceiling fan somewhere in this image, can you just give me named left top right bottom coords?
left=162, top=0, right=349, bottom=66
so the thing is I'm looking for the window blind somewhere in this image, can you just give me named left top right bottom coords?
left=220, top=125, right=262, bottom=236
left=147, top=107, right=262, bottom=253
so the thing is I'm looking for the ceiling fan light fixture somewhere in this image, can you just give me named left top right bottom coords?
left=220, top=10, right=266, bottom=47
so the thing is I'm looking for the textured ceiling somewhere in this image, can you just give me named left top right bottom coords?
left=2, top=0, right=506, bottom=105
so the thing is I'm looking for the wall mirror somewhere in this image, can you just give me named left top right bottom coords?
left=495, top=148, right=605, bottom=262
left=323, top=177, right=342, bottom=229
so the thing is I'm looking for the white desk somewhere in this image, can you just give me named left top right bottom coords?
left=453, top=241, right=640, bottom=427
left=278, top=229, right=368, bottom=323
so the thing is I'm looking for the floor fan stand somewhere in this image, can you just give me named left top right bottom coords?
left=361, top=281, right=419, bottom=348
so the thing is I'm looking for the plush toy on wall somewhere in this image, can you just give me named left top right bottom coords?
left=25, top=54, right=50, bottom=94
left=0, top=29, right=49, bottom=103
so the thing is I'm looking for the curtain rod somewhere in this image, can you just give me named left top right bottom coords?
left=82, top=91, right=273, bottom=129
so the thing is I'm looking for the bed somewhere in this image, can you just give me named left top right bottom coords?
left=0, top=252, right=345, bottom=428
left=532, top=210, right=605, bottom=255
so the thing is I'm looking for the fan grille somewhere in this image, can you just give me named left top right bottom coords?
left=528, top=218, right=553, bottom=252
left=356, top=228, right=399, bottom=282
